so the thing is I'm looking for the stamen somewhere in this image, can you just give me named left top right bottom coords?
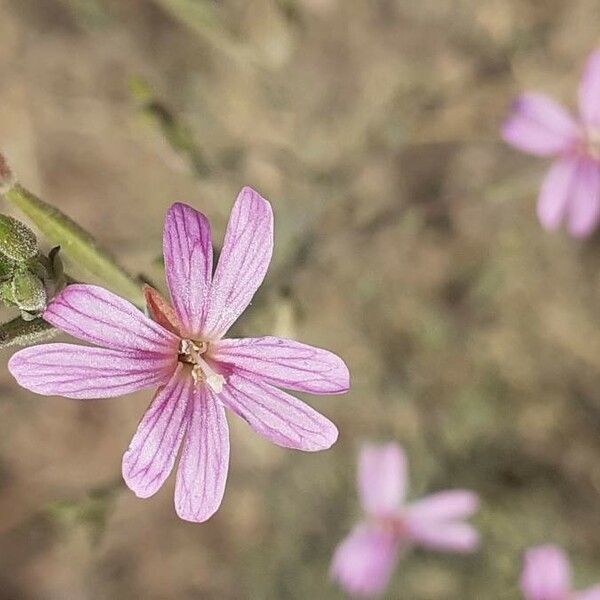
left=179, top=338, right=225, bottom=393
left=195, top=355, right=226, bottom=393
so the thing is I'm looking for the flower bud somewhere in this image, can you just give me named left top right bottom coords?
left=0, top=214, right=39, bottom=262
left=10, top=269, right=47, bottom=315
left=0, top=253, right=16, bottom=282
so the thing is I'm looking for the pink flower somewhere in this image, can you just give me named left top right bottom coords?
left=521, top=545, right=600, bottom=600
left=502, top=49, right=600, bottom=237
left=330, top=443, right=479, bottom=598
left=8, top=187, right=350, bottom=522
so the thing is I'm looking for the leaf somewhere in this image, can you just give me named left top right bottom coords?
left=4, top=184, right=144, bottom=306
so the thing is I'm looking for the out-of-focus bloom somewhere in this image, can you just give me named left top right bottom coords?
left=9, top=187, right=350, bottom=522
left=330, top=443, right=479, bottom=598
left=521, top=544, right=600, bottom=600
left=502, top=49, right=600, bottom=237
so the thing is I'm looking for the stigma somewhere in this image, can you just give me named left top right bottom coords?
left=178, top=339, right=226, bottom=393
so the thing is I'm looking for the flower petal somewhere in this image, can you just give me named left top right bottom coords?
left=330, top=524, right=400, bottom=599
left=567, top=158, right=600, bottom=238
left=579, top=49, right=600, bottom=127
left=122, top=365, right=192, bottom=499
left=219, top=373, right=338, bottom=451
left=163, top=202, right=213, bottom=337
left=174, top=386, right=230, bottom=523
left=406, top=490, right=479, bottom=523
left=537, top=156, right=579, bottom=231
left=407, top=521, right=479, bottom=553
left=502, top=93, right=579, bottom=156
left=202, top=187, right=273, bottom=340
left=577, top=585, right=600, bottom=600
left=9, top=343, right=175, bottom=399
left=44, top=284, right=178, bottom=354
left=358, top=443, right=407, bottom=517
left=211, top=336, right=350, bottom=394
left=520, top=545, right=572, bottom=600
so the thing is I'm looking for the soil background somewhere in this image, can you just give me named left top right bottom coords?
left=0, top=1, right=599, bottom=598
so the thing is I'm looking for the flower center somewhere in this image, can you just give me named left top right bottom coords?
left=378, top=514, right=410, bottom=539
left=178, top=339, right=225, bottom=393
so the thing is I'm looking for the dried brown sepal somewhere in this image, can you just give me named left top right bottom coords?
left=143, top=284, right=181, bottom=336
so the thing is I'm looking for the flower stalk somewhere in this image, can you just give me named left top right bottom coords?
left=0, top=315, right=56, bottom=348
left=0, top=154, right=144, bottom=306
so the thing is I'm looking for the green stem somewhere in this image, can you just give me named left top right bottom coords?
left=4, top=184, right=144, bottom=306
left=0, top=315, right=56, bottom=349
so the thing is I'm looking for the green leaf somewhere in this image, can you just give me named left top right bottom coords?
left=4, top=184, right=144, bottom=306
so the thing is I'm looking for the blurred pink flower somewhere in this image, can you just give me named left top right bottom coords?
left=9, top=187, right=350, bottom=522
left=502, top=49, right=600, bottom=237
left=330, top=443, right=479, bottom=598
left=521, top=545, right=600, bottom=600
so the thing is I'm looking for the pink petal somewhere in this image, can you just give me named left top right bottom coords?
left=122, top=365, right=192, bottom=499
left=219, top=373, right=338, bottom=451
left=9, top=343, right=175, bottom=399
left=520, top=545, right=572, bottom=600
left=174, top=386, right=230, bottom=523
left=201, top=187, right=273, bottom=340
left=163, top=203, right=213, bottom=337
left=358, top=443, right=407, bottom=517
left=407, top=521, right=479, bottom=553
left=502, top=93, right=579, bottom=156
left=330, top=524, right=400, bottom=599
left=567, top=158, right=600, bottom=238
left=537, top=157, right=579, bottom=231
left=211, top=336, right=350, bottom=395
left=406, top=490, right=479, bottom=523
left=579, top=49, right=600, bottom=127
left=44, top=284, right=179, bottom=354
left=577, top=586, right=600, bottom=600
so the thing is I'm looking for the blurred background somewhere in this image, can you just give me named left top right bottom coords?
left=0, top=0, right=599, bottom=598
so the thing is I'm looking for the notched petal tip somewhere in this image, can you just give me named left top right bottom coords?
left=306, top=418, right=338, bottom=451
left=211, top=337, right=350, bottom=395
left=333, top=359, right=351, bottom=394
left=521, top=545, right=572, bottom=600
left=220, top=375, right=339, bottom=452
left=9, top=343, right=174, bottom=399
left=201, top=187, right=274, bottom=339
left=174, top=389, right=229, bottom=523
left=174, top=499, right=221, bottom=524
left=239, top=185, right=272, bottom=206
left=330, top=526, right=399, bottom=598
